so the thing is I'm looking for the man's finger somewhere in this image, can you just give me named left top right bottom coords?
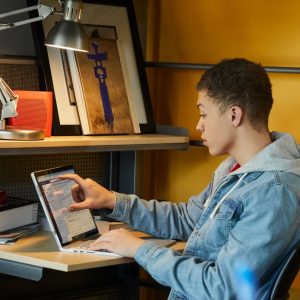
left=68, top=201, right=90, bottom=211
left=58, top=174, right=87, bottom=186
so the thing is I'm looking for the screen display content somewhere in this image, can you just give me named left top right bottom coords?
left=36, top=168, right=97, bottom=244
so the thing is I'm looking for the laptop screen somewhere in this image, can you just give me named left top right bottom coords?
left=32, top=166, right=98, bottom=246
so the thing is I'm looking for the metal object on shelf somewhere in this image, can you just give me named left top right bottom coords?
left=189, top=139, right=205, bottom=147
left=156, top=124, right=189, bottom=137
left=0, top=128, right=44, bottom=140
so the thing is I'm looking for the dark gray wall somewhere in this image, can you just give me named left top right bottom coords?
left=0, top=1, right=147, bottom=57
left=0, top=0, right=35, bottom=56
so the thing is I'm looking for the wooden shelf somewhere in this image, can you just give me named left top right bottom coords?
left=0, top=134, right=189, bottom=155
left=0, top=125, right=189, bottom=155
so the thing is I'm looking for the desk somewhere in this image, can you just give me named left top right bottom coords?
left=0, top=231, right=185, bottom=300
left=0, top=231, right=138, bottom=300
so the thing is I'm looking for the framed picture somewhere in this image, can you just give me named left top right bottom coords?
left=28, top=0, right=156, bottom=135
left=67, top=32, right=139, bottom=135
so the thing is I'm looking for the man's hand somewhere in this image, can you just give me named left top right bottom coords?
left=58, top=174, right=116, bottom=211
left=89, top=228, right=145, bottom=258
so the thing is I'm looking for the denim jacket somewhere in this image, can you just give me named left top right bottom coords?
left=109, top=132, right=300, bottom=300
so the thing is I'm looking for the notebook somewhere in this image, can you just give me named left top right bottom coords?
left=31, top=165, right=176, bottom=256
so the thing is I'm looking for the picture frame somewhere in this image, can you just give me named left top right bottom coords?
left=27, top=0, right=81, bottom=135
left=28, top=0, right=156, bottom=135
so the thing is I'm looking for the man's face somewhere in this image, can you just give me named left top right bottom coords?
left=196, top=91, right=235, bottom=156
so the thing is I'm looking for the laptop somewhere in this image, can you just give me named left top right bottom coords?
left=31, top=165, right=120, bottom=256
left=31, top=165, right=176, bottom=257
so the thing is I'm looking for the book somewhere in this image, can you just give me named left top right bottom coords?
left=67, top=37, right=137, bottom=135
left=0, top=197, right=38, bottom=232
left=0, top=223, right=39, bottom=244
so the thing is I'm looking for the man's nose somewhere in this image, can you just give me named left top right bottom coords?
left=196, top=119, right=203, bottom=132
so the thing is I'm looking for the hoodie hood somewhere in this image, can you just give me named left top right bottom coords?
left=215, top=132, right=300, bottom=181
left=208, top=132, right=300, bottom=217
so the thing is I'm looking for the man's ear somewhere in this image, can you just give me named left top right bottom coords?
left=229, top=106, right=243, bottom=127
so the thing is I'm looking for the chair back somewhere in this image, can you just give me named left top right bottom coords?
left=270, top=243, right=300, bottom=300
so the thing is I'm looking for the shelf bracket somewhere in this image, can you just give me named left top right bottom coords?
left=0, top=259, right=43, bottom=281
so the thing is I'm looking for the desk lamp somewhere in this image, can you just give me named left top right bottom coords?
left=0, top=1, right=89, bottom=139
left=0, top=0, right=89, bottom=52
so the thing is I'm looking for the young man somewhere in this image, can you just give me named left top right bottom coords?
left=61, top=58, right=300, bottom=299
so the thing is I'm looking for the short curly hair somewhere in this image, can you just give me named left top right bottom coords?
left=197, top=58, right=273, bottom=128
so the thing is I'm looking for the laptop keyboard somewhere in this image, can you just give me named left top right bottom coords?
left=78, top=240, right=112, bottom=253
left=79, top=240, right=95, bottom=249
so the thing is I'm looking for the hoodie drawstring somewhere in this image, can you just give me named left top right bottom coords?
left=210, top=173, right=247, bottom=219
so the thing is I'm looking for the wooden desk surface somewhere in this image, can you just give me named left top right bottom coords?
left=0, top=231, right=186, bottom=272
left=0, top=231, right=133, bottom=272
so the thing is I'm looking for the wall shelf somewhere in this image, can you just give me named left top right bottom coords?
left=0, top=126, right=189, bottom=155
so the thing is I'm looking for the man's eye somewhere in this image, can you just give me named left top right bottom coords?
left=200, top=114, right=206, bottom=118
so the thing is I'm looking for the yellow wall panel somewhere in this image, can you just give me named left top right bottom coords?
left=152, top=0, right=300, bottom=66
left=269, top=73, right=300, bottom=140
left=149, top=68, right=300, bottom=142
left=154, top=69, right=201, bottom=138
left=153, top=148, right=225, bottom=203
left=144, top=1, right=300, bottom=294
